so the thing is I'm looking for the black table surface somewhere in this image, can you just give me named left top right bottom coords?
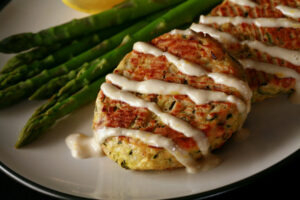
left=0, top=150, right=298, bottom=200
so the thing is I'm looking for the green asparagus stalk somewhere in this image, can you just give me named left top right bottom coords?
left=29, top=10, right=166, bottom=100
left=29, top=66, right=82, bottom=100
left=0, top=73, right=8, bottom=83
left=0, top=43, right=63, bottom=74
left=58, top=0, right=222, bottom=97
left=30, top=93, right=71, bottom=120
left=15, top=0, right=222, bottom=148
left=15, top=77, right=105, bottom=148
left=0, top=10, right=165, bottom=108
left=0, top=24, right=126, bottom=89
left=0, top=0, right=185, bottom=53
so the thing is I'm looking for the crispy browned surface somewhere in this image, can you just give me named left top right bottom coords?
left=93, top=32, right=247, bottom=170
left=207, top=0, right=300, bottom=102
left=223, top=44, right=297, bottom=102
left=212, top=0, right=300, bottom=21
left=246, top=69, right=296, bottom=102
left=211, top=0, right=300, bottom=51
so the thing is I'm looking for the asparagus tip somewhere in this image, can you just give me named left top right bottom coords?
left=14, top=140, right=24, bottom=149
left=0, top=33, right=34, bottom=53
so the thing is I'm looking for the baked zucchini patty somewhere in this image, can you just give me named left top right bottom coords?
left=93, top=31, right=250, bottom=171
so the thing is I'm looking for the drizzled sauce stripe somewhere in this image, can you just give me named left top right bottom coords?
left=241, top=40, right=300, bottom=66
left=169, top=29, right=195, bottom=36
left=239, top=59, right=300, bottom=102
left=228, top=0, right=257, bottom=7
left=101, top=82, right=210, bottom=155
left=133, top=41, right=207, bottom=76
left=133, top=41, right=252, bottom=101
left=106, top=73, right=247, bottom=113
left=190, top=23, right=300, bottom=66
left=228, top=0, right=300, bottom=19
left=200, top=15, right=300, bottom=28
left=190, top=23, right=300, bottom=103
left=190, top=23, right=238, bottom=44
left=94, top=127, right=201, bottom=173
left=276, top=5, right=300, bottom=19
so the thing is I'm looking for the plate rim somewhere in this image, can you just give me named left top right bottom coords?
left=1, top=149, right=298, bottom=200
left=0, top=0, right=298, bottom=199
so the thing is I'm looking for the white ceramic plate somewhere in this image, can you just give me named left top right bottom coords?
left=0, top=0, right=299, bottom=199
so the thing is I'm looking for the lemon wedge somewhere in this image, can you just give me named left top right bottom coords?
left=62, top=0, right=124, bottom=14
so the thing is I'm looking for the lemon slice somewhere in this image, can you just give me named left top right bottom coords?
left=62, top=0, right=124, bottom=14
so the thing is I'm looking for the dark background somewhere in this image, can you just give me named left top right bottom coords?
left=0, top=150, right=298, bottom=200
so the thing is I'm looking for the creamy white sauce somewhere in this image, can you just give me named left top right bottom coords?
left=66, top=127, right=221, bottom=173
left=133, top=41, right=207, bottom=76
left=133, top=42, right=252, bottom=102
left=190, top=23, right=238, bottom=44
left=190, top=23, right=300, bottom=102
left=276, top=5, right=300, bottom=19
left=200, top=15, right=300, bottom=28
left=228, top=0, right=257, bottom=7
left=94, top=127, right=202, bottom=173
left=241, top=40, right=300, bottom=66
left=227, top=0, right=300, bottom=19
left=65, top=133, right=103, bottom=158
left=239, top=59, right=300, bottom=103
left=106, top=73, right=247, bottom=113
left=227, top=1, right=300, bottom=19
left=101, top=82, right=210, bottom=155
left=207, top=73, right=252, bottom=108
left=191, top=24, right=300, bottom=66
left=169, top=29, right=195, bottom=36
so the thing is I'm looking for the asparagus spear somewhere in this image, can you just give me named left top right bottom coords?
left=0, top=43, right=63, bottom=74
left=0, top=0, right=184, bottom=53
left=15, top=77, right=105, bottom=148
left=59, top=0, right=222, bottom=97
left=0, top=24, right=125, bottom=89
left=0, top=73, right=8, bottom=83
left=30, top=10, right=166, bottom=100
left=0, top=10, right=165, bottom=108
left=29, top=66, right=82, bottom=100
left=15, top=0, right=222, bottom=148
left=30, top=93, right=71, bottom=120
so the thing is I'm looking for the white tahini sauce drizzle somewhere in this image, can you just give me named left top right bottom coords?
left=200, top=15, right=300, bottom=28
left=191, top=24, right=300, bottom=66
left=227, top=0, right=300, bottom=19
left=276, top=5, right=300, bottom=19
left=190, top=23, right=300, bottom=103
left=228, top=0, right=257, bottom=7
left=133, top=41, right=207, bottom=76
left=133, top=41, right=252, bottom=102
left=225, top=1, right=300, bottom=19
left=94, top=127, right=203, bottom=173
left=241, top=40, right=300, bottom=66
left=66, top=133, right=103, bottom=158
left=207, top=73, right=251, bottom=109
left=65, top=128, right=221, bottom=173
left=190, top=23, right=238, bottom=44
left=101, top=82, right=210, bottom=155
left=169, top=29, right=195, bottom=36
left=239, top=59, right=300, bottom=103
left=106, top=73, right=247, bottom=113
